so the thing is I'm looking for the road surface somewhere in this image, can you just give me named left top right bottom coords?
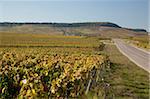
left=113, top=39, right=150, bottom=73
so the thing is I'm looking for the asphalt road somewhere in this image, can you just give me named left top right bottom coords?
left=113, top=39, right=150, bottom=73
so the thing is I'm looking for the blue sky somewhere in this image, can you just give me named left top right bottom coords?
left=0, top=0, right=149, bottom=31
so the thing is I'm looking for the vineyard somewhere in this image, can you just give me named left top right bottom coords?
left=0, top=33, right=99, bottom=48
left=127, top=36, right=150, bottom=49
left=0, top=34, right=110, bottom=98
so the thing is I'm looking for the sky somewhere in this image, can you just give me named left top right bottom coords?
left=0, top=0, right=149, bottom=31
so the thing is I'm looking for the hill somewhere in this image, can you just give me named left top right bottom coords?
left=0, top=22, right=148, bottom=38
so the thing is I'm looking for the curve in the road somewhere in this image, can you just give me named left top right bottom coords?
left=113, top=39, right=150, bottom=73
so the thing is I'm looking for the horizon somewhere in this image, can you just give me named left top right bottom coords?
left=0, top=0, right=149, bottom=31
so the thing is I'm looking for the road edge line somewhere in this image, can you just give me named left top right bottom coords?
left=114, top=41, right=150, bottom=73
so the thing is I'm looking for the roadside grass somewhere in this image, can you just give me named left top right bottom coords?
left=101, top=44, right=149, bottom=98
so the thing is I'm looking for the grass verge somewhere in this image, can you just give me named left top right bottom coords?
left=101, top=44, right=149, bottom=98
